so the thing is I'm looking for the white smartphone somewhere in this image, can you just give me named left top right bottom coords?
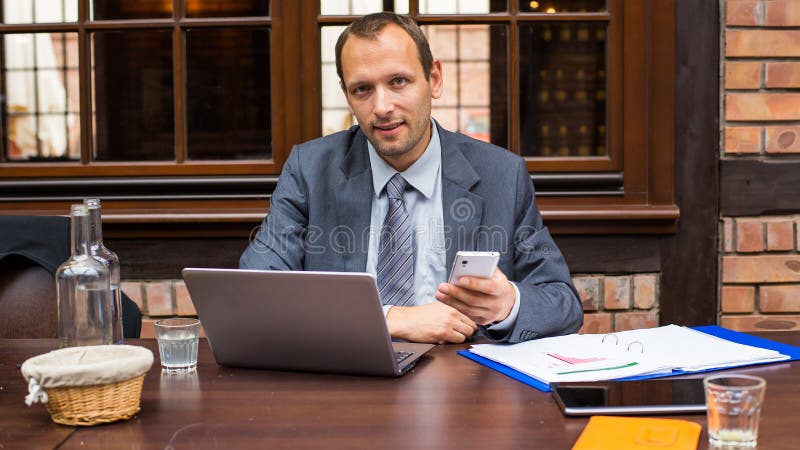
left=448, top=251, right=500, bottom=284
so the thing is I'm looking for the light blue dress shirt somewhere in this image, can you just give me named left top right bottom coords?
left=365, top=122, right=520, bottom=332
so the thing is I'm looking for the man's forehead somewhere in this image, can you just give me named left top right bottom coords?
left=342, top=24, right=413, bottom=53
left=340, top=25, right=422, bottom=81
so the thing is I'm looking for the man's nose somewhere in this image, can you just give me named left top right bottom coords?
left=373, top=86, right=394, bottom=116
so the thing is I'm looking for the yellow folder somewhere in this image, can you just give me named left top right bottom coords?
left=572, top=416, right=701, bottom=450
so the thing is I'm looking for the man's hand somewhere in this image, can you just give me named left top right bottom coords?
left=386, top=302, right=478, bottom=344
left=434, top=268, right=516, bottom=326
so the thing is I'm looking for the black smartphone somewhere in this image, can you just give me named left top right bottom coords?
left=551, top=378, right=707, bottom=416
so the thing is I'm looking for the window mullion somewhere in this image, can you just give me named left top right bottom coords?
left=172, top=0, right=185, bottom=163
left=509, top=14, right=519, bottom=155
left=409, top=0, right=418, bottom=17
left=506, top=0, right=518, bottom=160
left=173, top=32, right=186, bottom=163
left=78, top=0, right=91, bottom=164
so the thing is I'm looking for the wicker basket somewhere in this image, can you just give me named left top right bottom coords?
left=21, top=345, right=154, bottom=426
left=43, top=373, right=147, bottom=426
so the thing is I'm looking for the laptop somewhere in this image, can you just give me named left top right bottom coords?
left=181, top=268, right=434, bottom=377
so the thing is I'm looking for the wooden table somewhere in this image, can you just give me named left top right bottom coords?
left=2, top=334, right=799, bottom=449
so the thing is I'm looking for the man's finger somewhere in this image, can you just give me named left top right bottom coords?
left=452, top=321, right=474, bottom=339
left=456, top=276, right=503, bottom=296
left=454, top=311, right=478, bottom=333
left=443, top=283, right=494, bottom=310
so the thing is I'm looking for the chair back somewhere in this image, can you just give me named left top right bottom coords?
left=0, top=255, right=59, bottom=338
left=0, top=215, right=142, bottom=338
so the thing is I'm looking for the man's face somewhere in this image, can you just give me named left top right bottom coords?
left=340, top=24, right=443, bottom=171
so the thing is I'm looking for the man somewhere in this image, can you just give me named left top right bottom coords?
left=241, top=12, right=582, bottom=344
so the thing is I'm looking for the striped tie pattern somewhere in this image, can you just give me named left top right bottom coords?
left=376, top=174, right=415, bottom=306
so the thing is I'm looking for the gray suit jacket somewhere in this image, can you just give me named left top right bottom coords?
left=240, top=123, right=583, bottom=342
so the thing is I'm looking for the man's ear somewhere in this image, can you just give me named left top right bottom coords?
left=429, top=59, right=443, bottom=99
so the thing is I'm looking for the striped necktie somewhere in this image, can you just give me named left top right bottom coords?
left=376, top=174, right=415, bottom=306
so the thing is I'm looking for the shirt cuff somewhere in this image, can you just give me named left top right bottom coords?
left=382, top=305, right=393, bottom=317
left=487, top=282, right=521, bottom=332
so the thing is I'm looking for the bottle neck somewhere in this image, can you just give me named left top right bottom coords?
left=87, top=206, right=103, bottom=245
left=70, top=212, right=91, bottom=256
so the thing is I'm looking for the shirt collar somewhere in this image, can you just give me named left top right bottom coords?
left=367, top=120, right=441, bottom=199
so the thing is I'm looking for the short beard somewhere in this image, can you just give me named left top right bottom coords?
left=372, top=139, right=416, bottom=159
left=368, top=121, right=429, bottom=162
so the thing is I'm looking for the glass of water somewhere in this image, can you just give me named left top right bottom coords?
left=154, top=318, right=201, bottom=374
left=704, top=374, right=766, bottom=448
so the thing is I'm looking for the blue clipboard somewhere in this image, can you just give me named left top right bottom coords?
left=457, top=325, right=800, bottom=393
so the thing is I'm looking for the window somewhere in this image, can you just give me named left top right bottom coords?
left=307, top=0, right=677, bottom=232
left=3, top=30, right=79, bottom=161
left=0, top=0, right=676, bottom=235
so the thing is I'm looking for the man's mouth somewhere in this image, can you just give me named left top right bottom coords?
left=374, top=122, right=402, bottom=131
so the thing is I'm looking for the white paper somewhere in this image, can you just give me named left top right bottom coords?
left=468, top=324, right=789, bottom=385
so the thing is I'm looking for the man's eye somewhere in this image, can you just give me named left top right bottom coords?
left=353, top=86, right=369, bottom=95
left=392, top=78, right=406, bottom=86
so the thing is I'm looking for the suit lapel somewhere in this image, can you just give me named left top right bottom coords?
left=439, top=126, right=483, bottom=272
left=333, top=125, right=485, bottom=273
left=335, top=131, right=373, bottom=272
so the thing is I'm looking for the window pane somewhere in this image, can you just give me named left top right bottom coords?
left=320, top=26, right=344, bottom=64
left=520, top=0, right=605, bottom=13
left=321, top=25, right=350, bottom=136
left=186, top=0, right=269, bottom=18
left=425, top=25, right=507, bottom=148
left=320, top=0, right=409, bottom=15
left=91, top=0, right=171, bottom=20
left=519, top=23, right=606, bottom=157
left=419, top=0, right=505, bottom=14
left=322, top=63, right=346, bottom=109
left=92, top=30, right=174, bottom=161
left=3, top=33, right=79, bottom=161
left=186, top=28, right=271, bottom=160
left=323, top=109, right=355, bottom=136
left=2, top=0, right=77, bottom=24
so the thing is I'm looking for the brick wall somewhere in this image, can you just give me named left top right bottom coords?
left=721, top=0, right=800, bottom=332
left=574, top=274, right=659, bottom=334
left=720, top=216, right=800, bottom=330
left=123, top=273, right=660, bottom=338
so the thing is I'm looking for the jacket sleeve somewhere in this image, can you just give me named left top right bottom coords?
left=240, top=146, right=309, bottom=270
left=485, top=158, right=584, bottom=343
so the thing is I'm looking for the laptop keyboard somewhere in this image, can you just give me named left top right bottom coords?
left=395, top=351, right=415, bottom=364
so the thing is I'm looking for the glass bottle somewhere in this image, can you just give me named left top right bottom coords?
left=84, top=198, right=124, bottom=344
left=56, top=204, right=113, bottom=347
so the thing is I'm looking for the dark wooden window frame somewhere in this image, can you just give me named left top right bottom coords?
left=0, top=0, right=295, bottom=172
left=303, top=0, right=677, bottom=235
left=0, top=0, right=677, bottom=237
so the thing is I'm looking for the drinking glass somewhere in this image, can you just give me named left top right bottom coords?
left=704, top=374, right=766, bottom=448
left=154, top=318, right=200, bottom=374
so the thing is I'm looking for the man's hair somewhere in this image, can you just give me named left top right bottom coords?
left=335, top=12, right=434, bottom=82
